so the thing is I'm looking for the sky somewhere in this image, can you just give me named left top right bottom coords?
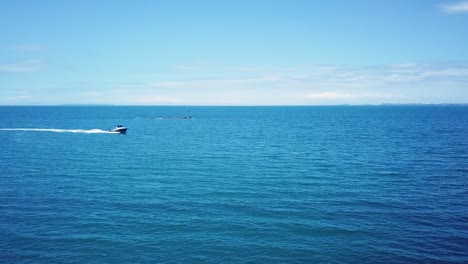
left=1, top=0, right=468, bottom=105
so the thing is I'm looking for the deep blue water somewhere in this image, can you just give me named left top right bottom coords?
left=0, top=106, right=467, bottom=263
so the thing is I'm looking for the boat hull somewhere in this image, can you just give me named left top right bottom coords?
left=111, top=127, right=127, bottom=134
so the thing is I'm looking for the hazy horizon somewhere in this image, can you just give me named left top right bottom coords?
left=1, top=103, right=468, bottom=107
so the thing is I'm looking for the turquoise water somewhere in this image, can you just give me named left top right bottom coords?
left=1, top=106, right=467, bottom=263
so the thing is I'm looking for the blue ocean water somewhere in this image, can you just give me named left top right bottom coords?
left=0, top=106, right=467, bottom=263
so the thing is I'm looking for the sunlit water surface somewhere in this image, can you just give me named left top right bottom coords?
left=1, top=106, right=467, bottom=263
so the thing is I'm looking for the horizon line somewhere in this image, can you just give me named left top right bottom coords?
left=0, top=103, right=467, bottom=107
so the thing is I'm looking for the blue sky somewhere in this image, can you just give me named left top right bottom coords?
left=1, top=0, right=468, bottom=105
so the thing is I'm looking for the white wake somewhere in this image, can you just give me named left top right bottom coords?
left=0, top=128, right=120, bottom=134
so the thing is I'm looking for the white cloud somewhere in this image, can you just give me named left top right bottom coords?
left=421, top=68, right=468, bottom=77
left=0, top=60, right=42, bottom=72
left=305, top=92, right=394, bottom=100
left=175, top=65, right=198, bottom=71
left=3, top=62, right=465, bottom=105
left=15, top=45, right=43, bottom=52
left=163, top=62, right=454, bottom=85
left=175, top=61, right=208, bottom=71
left=120, top=95, right=183, bottom=105
left=83, top=91, right=101, bottom=97
left=141, top=62, right=468, bottom=105
left=0, top=94, right=33, bottom=104
left=7, top=95, right=31, bottom=100
left=440, top=1, right=468, bottom=13
left=390, top=63, right=417, bottom=68
left=150, top=76, right=283, bottom=89
left=151, top=81, right=186, bottom=87
left=305, top=92, right=356, bottom=99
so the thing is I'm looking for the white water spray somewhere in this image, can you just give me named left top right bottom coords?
left=0, top=128, right=120, bottom=134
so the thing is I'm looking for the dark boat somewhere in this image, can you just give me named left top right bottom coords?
left=111, top=125, right=127, bottom=134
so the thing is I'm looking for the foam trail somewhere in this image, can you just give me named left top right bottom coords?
left=0, top=128, right=120, bottom=134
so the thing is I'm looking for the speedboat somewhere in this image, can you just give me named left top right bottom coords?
left=111, top=125, right=127, bottom=134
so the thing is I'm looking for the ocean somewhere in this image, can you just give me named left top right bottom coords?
left=0, top=106, right=467, bottom=263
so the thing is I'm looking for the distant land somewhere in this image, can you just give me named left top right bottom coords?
left=379, top=103, right=468, bottom=106
left=57, top=104, right=116, bottom=106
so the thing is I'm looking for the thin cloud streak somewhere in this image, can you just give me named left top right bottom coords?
left=150, top=76, right=282, bottom=88
left=152, top=62, right=468, bottom=89
left=15, top=45, right=43, bottom=52
left=6, top=95, right=31, bottom=100
left=440, top=1, right=468, bottom=13
left=0, top=60, right=42, bottom=73
left=305, top=92, right=395, bottom=100
left=140, top=62, right=468, bottom=105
